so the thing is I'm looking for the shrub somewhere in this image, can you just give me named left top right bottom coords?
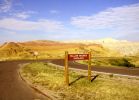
left=109, top=58, right=135, bottom=68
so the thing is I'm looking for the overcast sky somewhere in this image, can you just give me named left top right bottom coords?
left=0, top=0, right=139, bottom=43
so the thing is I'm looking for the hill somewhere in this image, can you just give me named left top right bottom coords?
left=64, top=38, right=139, bottom=56
left=0, top=42, right=33, bottom=59
left=0, top=40, right=120, bottom=60
left=19, top=40, right=62, bottom=46
left=1, top=42, right=24, bottom=50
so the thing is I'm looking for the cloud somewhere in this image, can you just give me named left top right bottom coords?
left=0, top=0, right=12, bottom=13
left=12, top=11, right=37, bottom=19
left=71, top=3, right=139, bottom=31
left=13, top=12, right=30, bottom=19
left=49, top=10, right=59, bottom=14
left=8, top=31, right=17, bottom=35
left=0, top=18, right=64, bottom=32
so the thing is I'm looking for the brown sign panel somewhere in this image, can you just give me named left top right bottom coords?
left=68, top=54, right=89, bottom=61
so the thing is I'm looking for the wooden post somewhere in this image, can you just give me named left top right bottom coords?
left=65, top=51, right=69, bottom=86
left=88, top=51, right=92, bottom=81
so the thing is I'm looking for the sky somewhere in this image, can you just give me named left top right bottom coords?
left=0, top=0, right=139, bottom=43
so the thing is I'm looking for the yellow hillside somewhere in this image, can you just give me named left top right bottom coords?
left=0, top=40, right=121, bottom=60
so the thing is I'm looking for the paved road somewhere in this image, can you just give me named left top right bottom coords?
left=51, top=59, right=139, bottom=76
left=0, top=59, right=139, bottom=100
left=0, top=60, right=50, bottom=100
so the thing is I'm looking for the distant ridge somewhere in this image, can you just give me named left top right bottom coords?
left=0, top=39, right=139, bottom=57
left=62, top=38, right=139, bottom=56
left=63, top=38, right=129, bottom=44
left=19, top=40, right=63, bottom=46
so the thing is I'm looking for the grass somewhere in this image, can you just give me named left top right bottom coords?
left=21, top=62, right=139, bottom=100
left=128, top=57, right=139, bottom=68
left=78, top=57, right=138, bottom=68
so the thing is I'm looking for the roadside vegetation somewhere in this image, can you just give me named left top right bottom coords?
left=78, top=57, right=139, bottom=68
left=21, top=62, right=139, bottom=100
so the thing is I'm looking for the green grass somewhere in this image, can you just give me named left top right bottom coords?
left=21, top=62, right=139, bottom=100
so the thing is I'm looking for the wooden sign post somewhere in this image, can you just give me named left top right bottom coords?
left=64, top=51, right=92, bottom=86
left=88, top=52, right=92, bottom=81
left=65, top=51, right=69, bottom=86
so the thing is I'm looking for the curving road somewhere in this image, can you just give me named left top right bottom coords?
left=0, top=59, right=139, bottom=100
left=0, top=60, right=50, bottom=100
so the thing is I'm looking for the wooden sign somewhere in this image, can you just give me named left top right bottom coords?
left=68, top=54, right=89, bottom=61
left=64, top=51, right=92, bottom=86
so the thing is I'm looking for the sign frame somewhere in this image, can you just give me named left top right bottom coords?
left=64, top=51, right=92, bottom=86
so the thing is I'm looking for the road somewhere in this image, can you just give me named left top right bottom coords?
left=0, top=60, right=50, bottom=100
left=0, top=59, right=139, bottom=100
left=51, top=59, right=139, bottom=76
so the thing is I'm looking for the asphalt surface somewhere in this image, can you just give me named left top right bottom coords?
left=51, top=59, right=139, bottom=76
left=0, top=60, right=50, bottom=100
left=0, top=59, right=139, bottom=100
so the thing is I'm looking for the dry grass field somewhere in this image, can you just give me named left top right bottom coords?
left=21, top=62, right=139, bottom=100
